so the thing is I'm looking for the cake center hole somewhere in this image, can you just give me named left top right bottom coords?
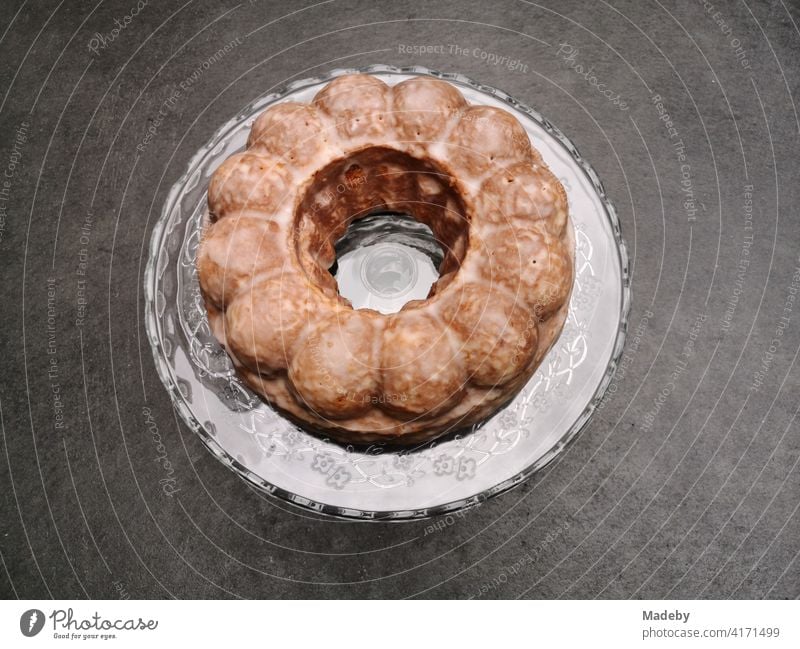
left=294, top=146, right=469, bottom=313
left=331, top=213, right=444, bottom=314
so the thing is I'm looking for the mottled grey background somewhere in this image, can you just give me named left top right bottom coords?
left=1, top=0, right=799, bottom=599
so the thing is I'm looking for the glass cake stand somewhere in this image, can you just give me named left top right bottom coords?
left=143, top=64, right=630, bottom=520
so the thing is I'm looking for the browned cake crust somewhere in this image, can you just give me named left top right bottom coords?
left=197, top=74, right=574, bottom=444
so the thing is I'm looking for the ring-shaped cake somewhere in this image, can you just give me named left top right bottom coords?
left=197, top=74, right=575, bottom=444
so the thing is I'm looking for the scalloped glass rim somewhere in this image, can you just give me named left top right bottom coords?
left=143, top=64, right=631, bottom=521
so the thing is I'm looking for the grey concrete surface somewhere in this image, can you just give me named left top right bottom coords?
left=0, top=0, right=799, bottom=599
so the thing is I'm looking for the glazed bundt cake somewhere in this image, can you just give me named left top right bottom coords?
left=197, top=73, right=574, bottom=444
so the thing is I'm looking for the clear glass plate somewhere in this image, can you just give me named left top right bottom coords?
left=144, top=64, right=631, bottom=520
